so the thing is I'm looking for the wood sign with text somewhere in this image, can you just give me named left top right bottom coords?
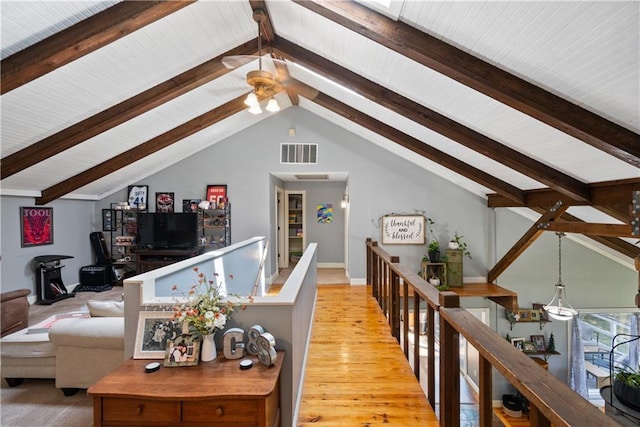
left=382, top=215, right=425, bottom=245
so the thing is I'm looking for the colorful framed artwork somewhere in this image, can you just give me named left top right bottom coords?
left=381, top=215, right=426, bottom=245
left=134, top=311, right=183, bottom=359
left=20, top=207, right=53, bottom=247
left=163, top=334, right=200, bottom=367
left=127, top=185, right=148, bottom=210
left=205, top=185, right=227, bottom=209
left=155, top=192, right=175, bottom=213
left=317, top=204, right=333, bottom=223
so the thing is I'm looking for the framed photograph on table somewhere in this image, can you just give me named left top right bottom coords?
left=20, top=206, right=53, bottom=247
left=134, top=311, right=183, bottom=359
left=205, top=185, right=227, bottom=209
left=164, top=334, right=200, bottom=367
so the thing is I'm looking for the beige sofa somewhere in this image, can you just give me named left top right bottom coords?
left=48, top=300, right=126, bottom=396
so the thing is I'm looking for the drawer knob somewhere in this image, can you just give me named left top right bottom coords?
left=216, top=406, right=224, bottom=417
left=136, top=404, right=145, bottom=416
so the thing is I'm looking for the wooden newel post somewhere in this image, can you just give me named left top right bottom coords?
left=366, top=238, right=372, bottom=287
left=439, top=291, right=460, bottom=427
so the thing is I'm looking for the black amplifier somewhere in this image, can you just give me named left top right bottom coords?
left=77, top=265, right=112, bottom=291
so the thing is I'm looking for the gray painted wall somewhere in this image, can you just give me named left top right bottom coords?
left=1, top=196, right=95, bottom=294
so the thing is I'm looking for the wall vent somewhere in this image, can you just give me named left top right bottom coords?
left=281, top=143, right=318, bottom=164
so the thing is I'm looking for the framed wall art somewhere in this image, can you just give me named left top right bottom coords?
left=155, top=192, right=174, bottom=213
left=381, top=215, right=425, bottom=245
left=317, top=204, right=333, bottom=223
left=205, top=185, right=227, bottom=209
left=134, top=311, right=183, bottom=359
left=182, top=199, right=201, bottom=213
left=511, top=337, right=525, bottom=351
left=20, top=207, right=53, bottom=247
left=127, top=185, right=148, bottom=210
left=102, top=209, right=116, bottom=231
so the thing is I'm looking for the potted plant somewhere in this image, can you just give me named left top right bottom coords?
left=614, top=367, right=640, bottom=411
left=449, top=231, right=472, bottom=259
left=427, top=240, right=440, bottom=262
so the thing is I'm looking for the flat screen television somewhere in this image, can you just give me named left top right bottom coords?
left=136, top=212, right=199, bottom=250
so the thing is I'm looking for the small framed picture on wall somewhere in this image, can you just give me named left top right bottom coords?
left=20, top=207, right=53, bottom=247
left=128, top=185, right=148, bottom=210
left=155, top=192, right=175, bottom=213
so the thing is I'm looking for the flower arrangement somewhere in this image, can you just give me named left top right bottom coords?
left=171, top=267, right=252, bottom=337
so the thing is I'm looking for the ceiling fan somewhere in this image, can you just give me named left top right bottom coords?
left=222, top=9, right=285, bottom=114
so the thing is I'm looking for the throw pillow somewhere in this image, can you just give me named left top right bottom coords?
left=87, top=300, right=124, bottom=317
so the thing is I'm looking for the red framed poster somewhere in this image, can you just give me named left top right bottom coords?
left=205, top=185, right=227, bottom=209
left=21, top=207, right=53, bottom=247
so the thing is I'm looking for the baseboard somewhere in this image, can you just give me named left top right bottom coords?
left=317, top=262, right=345, bottom=269
left=350, top=278, right=367, bottom=285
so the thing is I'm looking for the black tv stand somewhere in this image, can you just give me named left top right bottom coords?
left=136, top=248, right=202, bottom=273
left=34, top=255, right=75, bottom=305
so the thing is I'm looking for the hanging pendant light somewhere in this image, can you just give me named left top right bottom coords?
left=544, top=232, right=578, bottom=321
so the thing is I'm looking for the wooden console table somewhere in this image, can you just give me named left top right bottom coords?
left=88, top=352, right=284, bottom=427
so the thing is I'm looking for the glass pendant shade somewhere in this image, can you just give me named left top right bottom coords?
left=244, top=92, right=259, bottom=107
left=544, top=232, right=577, bottom=321
left=248, top=104, right=262, bottom=115
left=266, top=98, right=280, bottom=112
left=544, top=283, right=578, bottom=321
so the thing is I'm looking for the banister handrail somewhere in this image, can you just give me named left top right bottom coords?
left=365, top=238, right=617, bottom=427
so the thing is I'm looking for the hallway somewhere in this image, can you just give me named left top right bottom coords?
left=297, top=284, right=438, bottom=426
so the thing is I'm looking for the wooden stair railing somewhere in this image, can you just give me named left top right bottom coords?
left=365, top=238, right=617, bottom=427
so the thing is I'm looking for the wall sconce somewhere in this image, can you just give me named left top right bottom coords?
left=341, top=193, right=349, bottom=208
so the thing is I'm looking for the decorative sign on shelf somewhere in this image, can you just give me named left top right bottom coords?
left=381, top=215, right=425, bottom=245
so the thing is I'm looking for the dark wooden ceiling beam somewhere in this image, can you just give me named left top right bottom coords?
left=533, top=209, right=640, bottom=259
left=487, top=178, right=640, bottom=208
left=488, top=201, right=568, bottom=283
left=1, top=41, right=257, bottom=180
left=294, top=0, right=640, bottom=168
left=1, top=1, right=195, bottom=95
left=249, top=1, right=275, bottom=43
left=538, top=221, right=633, bottom=238
left=287, top=80, right=526, bottom=204
left=35, top=95, right=248, bottom=205
left=272, top=38, right=592, bottom=203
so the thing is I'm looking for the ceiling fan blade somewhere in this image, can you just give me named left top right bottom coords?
left=221, top=55, right=258, bottom=69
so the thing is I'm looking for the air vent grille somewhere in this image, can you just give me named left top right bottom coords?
left=281, top=143, right=318, bottom=164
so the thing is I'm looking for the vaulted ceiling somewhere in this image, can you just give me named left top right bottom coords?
left=1, top=1, right=639, bottom=271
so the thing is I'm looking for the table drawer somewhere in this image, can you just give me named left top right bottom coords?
left=102, top=397, right=180, bottom=424
left=182, top=399, right=258, bottom=423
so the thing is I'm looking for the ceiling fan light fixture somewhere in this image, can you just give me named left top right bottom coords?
left=266, top=98, right=280, bottom=112
left=248, top=104, right=262, bottom=115
left=244, top=92, right=259, bottom=107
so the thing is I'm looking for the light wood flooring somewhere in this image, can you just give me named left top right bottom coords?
left=297, top=284, right=438, bottom=426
